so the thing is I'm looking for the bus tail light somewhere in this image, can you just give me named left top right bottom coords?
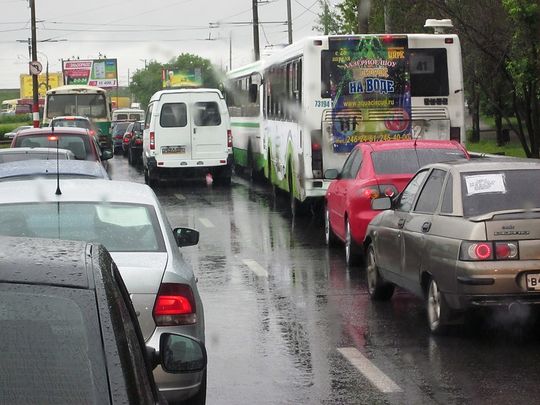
left=153, top=283, right=197, bottom=326
left=450, top=127, right=460, bottom=141
left=227, top=129, right=232, bottom=148
left=150, top=131, right=155, bottom=150
left=311, top=141, right=323, bottom=178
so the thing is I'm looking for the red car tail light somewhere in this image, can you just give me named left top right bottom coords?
left=134, top=138, right=143, bottom=145
left=150, top=131, right=155, bottom=150
left=378, top=184, right=398, bottom=198
left=460, top=241, right=519, bottom=261
left=153, top=283, right=197, bottom=326
left=358, top=186, right=380, bottom=199
left=123, top=137, right=130, bottom=144
left=227, top=129, right=232, bottom=148
left=89, top=130, right=96, bottom=136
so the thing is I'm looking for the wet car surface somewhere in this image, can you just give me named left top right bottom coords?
left=108, top=156, right=540, bottom=405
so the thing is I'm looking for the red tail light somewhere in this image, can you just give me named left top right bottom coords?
left=153, top=283, right=196, bottom=326
left=359, top=186, right=380, bottom=199
left=150, top=131, right=155, bottom=150
left=474, top=243, right=492, bottom=260
left=134, top=138, right=142, bottom=145
left=89, top=130, right=96, bottom=136
left=495, top=242, right=519, bottom=260
left=460, top=241, right=519, bottom=261
left=123, top=137, right=130, bottom=144
left=227, top=129, right=232, bottom=148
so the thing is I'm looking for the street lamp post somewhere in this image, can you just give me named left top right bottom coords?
left=30, top=0, right=39, bottom=128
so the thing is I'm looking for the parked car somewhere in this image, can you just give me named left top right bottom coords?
left=324, top=140, right=469, bottom=266
left=112, top=121, right=132, bottom=154
left=0, top=147, right=75, bottom=163
left=124, top=120, right=144, bottom=164
left=11, top=127, right=112, bottom=165
left=364, top=159, right=540, bottom=334
left=49, top=116, right=109, bottom=149
left=0, top=235, right=207, bottom=404
left=142, top=88, right=233, bottom=186
left=4, top=125, right=32, bottom=139
left=0, top=159, right=110, bottom=180
left=0, top=178, right=206, bottom=404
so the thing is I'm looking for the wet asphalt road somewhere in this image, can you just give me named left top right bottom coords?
left=109, top=156, right=540, bottom=405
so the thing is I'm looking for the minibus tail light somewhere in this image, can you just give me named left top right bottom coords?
left=227, top=129, right=232, bottom=148
left=150, top=131, right=155, bottom=150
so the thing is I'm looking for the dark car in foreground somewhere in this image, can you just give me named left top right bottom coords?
left=0, top=236, right=207, bottom=404
left=364, top=159, right=540, bottom=334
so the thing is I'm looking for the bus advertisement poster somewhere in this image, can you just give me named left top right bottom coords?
left=63, top=59, right=118, bottom=88
left=322, top=36, right=412, bottom=152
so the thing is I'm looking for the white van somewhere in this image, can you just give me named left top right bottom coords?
left=142, top=88, right=232, bottom=186
left=112, top=108, right=145, bottom=122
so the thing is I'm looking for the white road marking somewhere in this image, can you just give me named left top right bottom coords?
left=174, top=193, right=185, bottom=201
left=242, top=259, right=268, bottom=278
left=199, top=217, right=214, bottom=228
left=337, top=347, right=402, bottom=393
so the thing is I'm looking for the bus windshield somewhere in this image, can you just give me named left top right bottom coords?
left=46, top=94, right=108, bottom=119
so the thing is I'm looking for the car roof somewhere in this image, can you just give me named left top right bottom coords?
left=426, top=158, right=540, bottom=173
left=151, top=88, right=224, bottom=102
left=0, top=178, right=157, bottom=204
left=51, top=116, right=90, bottom=121
left=0, top=236, right=90, bottom=289
left=0, top=147, right=74, bottom=156
left=358, top=139, right=463, bottom=152
left=17, top=127, right=91, bottom=136
left=0, top=160, right=109, bottom=180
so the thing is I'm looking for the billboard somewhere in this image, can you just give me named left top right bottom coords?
left=62, top=59, right=118, bottom=88
left=322, top=36, right=412, bottom=152
left=20, top=72, right=63, bottom=99
left=162, top=68, right=202, bottom=88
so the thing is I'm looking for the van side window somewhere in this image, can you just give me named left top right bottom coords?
left=194, top=102, right=221, bottom=127
left=144, top=104, right=153, bottom=129
left=160, top=103, right=187, bottom=128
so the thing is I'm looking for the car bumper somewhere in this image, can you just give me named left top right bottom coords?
left=444, top=260, right=540, bottom=310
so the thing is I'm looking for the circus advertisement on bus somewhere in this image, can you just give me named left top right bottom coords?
left=62, top=59, right=118, bottom=88
left=321, top=36, right=412, bottom=152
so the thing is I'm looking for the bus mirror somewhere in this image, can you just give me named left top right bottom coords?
left=249, top=84, right=258, bottom=103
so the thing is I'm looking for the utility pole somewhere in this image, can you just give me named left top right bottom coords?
left=286, top=0, right=293, bottom=44
left=30, top=0, right=39, bottom=127
left=252, top=0, right=260, bottom=61
left=229, top=32, right=232, bottom=71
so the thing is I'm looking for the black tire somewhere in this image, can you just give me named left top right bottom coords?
left=366, top=244, right=394, bottom=300
left=215, top=176, right=231, bottom=186
left=182, top=370, right=207, bottom=405
left=426, top=277, right=453, bottom=335
left=324, top=205, right=339, bottom=247
left=144, top=167, right=158, bottom=188
left=344, top=218, right=361, bottom=266
left=128, top=147, right=133, bottom=165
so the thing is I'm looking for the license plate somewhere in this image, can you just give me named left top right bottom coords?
left=161, top=145, right=185, bottom=154
left=526, top=273, right=540, bottom=290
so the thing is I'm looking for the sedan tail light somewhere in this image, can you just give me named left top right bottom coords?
left=153, top=283, right=197, bottom=326
left=123, top=137, right=131, bottom=144
left=134, top=138, right=143, bottom=145
left=460, top=241, right=519, bottom=261
left=357, top=184, right=398, bottom=200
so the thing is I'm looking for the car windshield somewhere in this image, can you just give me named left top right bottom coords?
left=372, top=148, right=466, bottom=174
left=461, top=169, right=540, bottom=217
left=0, top=284, right=109, bottom=404
left=14, top=135, right=91, bottom=160
left=53, top=119, right=90, bottom=129
left=0, top=202, right=165, bottom=252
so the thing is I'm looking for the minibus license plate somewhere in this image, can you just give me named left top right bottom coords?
left=162, top=145, right=185, bottom=154
left=526, top=274, right=540, bottom=290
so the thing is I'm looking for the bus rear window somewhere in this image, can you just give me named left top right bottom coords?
left=409, top=49, right=449, bottom=97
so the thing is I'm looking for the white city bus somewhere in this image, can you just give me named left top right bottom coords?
left=226, top=30, right=465, bottom=212
left=43, top=85, right=112, bottom=146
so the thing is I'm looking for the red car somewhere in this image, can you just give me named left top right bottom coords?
left=324, top=140, right=469, bottom=266
left=11, top=127, right=112, bottom=166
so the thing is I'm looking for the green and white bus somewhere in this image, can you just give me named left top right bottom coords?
left=226, top=30, right=465, bottom=212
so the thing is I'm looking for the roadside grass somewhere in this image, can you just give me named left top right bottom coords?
left=0, top=123, right=24, bottom=137
left=466, top=139, right=527, bottom=158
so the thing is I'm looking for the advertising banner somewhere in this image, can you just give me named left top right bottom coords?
left=322, top=36, right=412, bottom=153
left=20, top=72, right=63, bottom=98
left=162, top=68, right=202, bottom=88
left=63, top=59, right=118, bottom=88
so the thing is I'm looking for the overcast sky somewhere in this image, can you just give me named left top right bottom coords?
left=0, top=0, right=325, bottom=88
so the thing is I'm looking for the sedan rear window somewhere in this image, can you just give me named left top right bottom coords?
left=0, top=284, right=109, bottom=404
left=372, top=148, right=466, bottom=174
left=461, top=169, right=540, bottom=217
left=0, top=202, right=165, bottom=252
left=14, top=135, right=92, bottom=161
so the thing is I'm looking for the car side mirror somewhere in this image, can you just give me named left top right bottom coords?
left=371, top=197, right=392, bottom=210
left=101, top=149, right=113, bottom=160
left=157, top=333, right=207, bottom=374
left=173, top=227, right=199, bottom=247
left=324, top=169, right=339, bottom=180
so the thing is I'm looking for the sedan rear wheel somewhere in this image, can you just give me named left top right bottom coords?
left=324, top=206, right=338, bottom=247
left=345, top=219, right=360, bottom=266
left=366, top=245, right=394, bottom=300
left=427, top=278, right=452, bottom=334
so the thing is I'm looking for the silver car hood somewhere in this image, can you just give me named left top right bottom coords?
left=109, top=252, right=168, bottom=294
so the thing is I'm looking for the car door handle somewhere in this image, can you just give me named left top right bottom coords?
left=398, top=218, right=405, bottom=229
left=422, top=222, right=432, bottom=233
left=193, top=127, right=197, bottom=134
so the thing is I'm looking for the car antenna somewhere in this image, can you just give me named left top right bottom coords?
left=50, top=122, right=62, bottom=195
left=412, top=123, right=421, bottom=169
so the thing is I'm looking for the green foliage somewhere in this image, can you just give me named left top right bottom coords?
left=313, top=0, right=341, bottom=34
left=0, top=115, right=32, bottom=124
left=129, top=53, right=220, bottom=109
left=0, top=123, right=29, bottom=138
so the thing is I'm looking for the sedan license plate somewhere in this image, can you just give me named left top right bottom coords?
left=162, top=145, right=185, bottom=154
left=526, top=273, right=540, bottom=291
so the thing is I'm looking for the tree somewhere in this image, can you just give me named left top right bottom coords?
left=129, top=53, right=220, bottom=109
left=313, top=0, right=341, bottom=34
